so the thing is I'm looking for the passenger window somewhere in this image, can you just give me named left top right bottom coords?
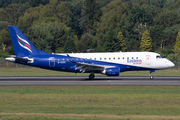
left=113, top=57, right=115, bottom=60
left=127, top=57, right=129, bottom=59
left=123, top=57, right=124, bottom=59
left=109, top=58, right=111, bottom=60
left=104, top=58, right=106, bottom=60
left=136, top=57, right=138, bottom=59
left=100, top=58, right=102, bottom=60
left=132, top=57, right=134, bottom=59
left=118, top=57, right=120, bottom=60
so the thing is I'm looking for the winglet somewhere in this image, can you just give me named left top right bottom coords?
left=67, top=54, right=76, bottom=63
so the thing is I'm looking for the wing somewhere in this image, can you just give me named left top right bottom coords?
left=67, top=54, right=115, bottom=73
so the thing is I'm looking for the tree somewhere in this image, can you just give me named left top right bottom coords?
left=3, top=3, right=24, bottom=25
left=39, top=0, right=71, bottom=24
left=69, top=0, right=84, bottom=36
left=79, top=0, right=102, bottom=34
left=77, top=33, right=97, bottom=52
left=153, top=10, right=180, bottom=29
left=29, top=0, right=49, bottom=7
left=97, top=0, right=130, bottom=38
left=104, top=26, right=119, bottom=52
left=174, top=29, right=180, bottom=54
left=140, top=29, right=152, bottom=51
left=17, top=5, right=44, bottom=32
left=0, top=29, right=12, bottom=54
left=64, top=36, right=77, bottom=53
left=29, top=21, right=70, bottom=53
left=117, top=30, right=127, bottom=52
left=163, top=24, right=180, bottom=48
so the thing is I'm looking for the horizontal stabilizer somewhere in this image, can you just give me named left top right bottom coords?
left=14, top=57, right=31, bottom=62
left=5, top=55, right=33, bottom=63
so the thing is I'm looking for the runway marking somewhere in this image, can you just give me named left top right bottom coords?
left=1, top=113, right=180, bottom=119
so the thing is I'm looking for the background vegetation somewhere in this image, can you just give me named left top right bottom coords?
left=0, top=0, right=180, bottom=61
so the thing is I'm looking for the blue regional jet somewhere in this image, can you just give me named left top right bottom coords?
left=6, top=26, right=175, bottom=79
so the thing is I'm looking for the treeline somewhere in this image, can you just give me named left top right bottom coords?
left=0, top=0, right=180, bottom=61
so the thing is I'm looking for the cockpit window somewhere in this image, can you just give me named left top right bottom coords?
left=156, top=55, right=161, bottom=59
left=160, top=55, right=165, bottom=58
left=156, top=55, right=165, bottom=59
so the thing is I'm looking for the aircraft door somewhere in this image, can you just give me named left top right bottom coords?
left=146, top=55, right=151, bottom=65
left=49, top=57, right=55, bottom=67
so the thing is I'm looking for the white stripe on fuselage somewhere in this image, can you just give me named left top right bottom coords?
left=56, top=52, right=173, bottom=70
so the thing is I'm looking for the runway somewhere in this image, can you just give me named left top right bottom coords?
left=0, top=76, right=180, bottom=86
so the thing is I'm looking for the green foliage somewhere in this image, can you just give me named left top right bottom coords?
left=77, top=33, right=97, bottom=52
left=79, top=0, right=102, bottom=34
left=163, top=24, right=180, bottom=48
left=0, top=0, right=29, bottom=8
left=149, top=25, right=164, bottom=50
left=29, top=0, right=49, bottom=7
left=0, top=29, right=14, bottom=57
left=156, top=48, right=175, bottom=58
left=40, top=0, right=71, bottom=24
left=1, top=0, right=180, bottom=54
left=17, top=5, right=44, bottom=32
left=97, top=0, right=130, bottom=40
left=140, top=29, right=152, bottom=51
left=1, top=3, right=25, bottom=25
left=103, top=26, right=119, bottom=52
left=153, top=10, right=180, bottom=29
left=68, top=0, right=84, bottom=35
left=124, top=5, right=159, bottom=51
left=174, top=29, right=180, bottom=54
left=0, top=29, right=11, bottom=52
left=166, top=53, right=180, bottom=61
left=29, top=22, right=70, bottom=53
left=64, top=36, right=77, bottom=53
left=117, top=30, right=127, bottom=52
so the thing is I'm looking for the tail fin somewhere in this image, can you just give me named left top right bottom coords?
left=8, top=26, right=48, bottom=57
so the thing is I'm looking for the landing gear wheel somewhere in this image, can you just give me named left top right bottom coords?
left=89, top=74, right=95, bottom=80
left=149, top=71, right=154, bottom=79
left=150, top=76, right=154, bottom=79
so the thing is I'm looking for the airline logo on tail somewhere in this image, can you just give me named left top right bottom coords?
left=17, top=34, right=32, bottom=53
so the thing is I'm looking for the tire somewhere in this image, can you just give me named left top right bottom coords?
left=89, top=74, right=94, bottom=80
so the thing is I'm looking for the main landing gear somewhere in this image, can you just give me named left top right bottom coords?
left=89, top=73, right=95, bottom=80
left=149, top=70, right=155, bottom=79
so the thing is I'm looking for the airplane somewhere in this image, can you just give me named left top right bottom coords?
left=5, top=26, right=175, bottom=80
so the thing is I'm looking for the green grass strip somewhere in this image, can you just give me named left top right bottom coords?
left=0, top=67, right=180, bottom=76
left=0, top=86, right=180, bottom=119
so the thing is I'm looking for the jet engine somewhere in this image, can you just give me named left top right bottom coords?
left=101, top=67, right=120, bottom=76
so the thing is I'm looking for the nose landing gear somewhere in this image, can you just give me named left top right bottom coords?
left=149, top=70, right=155, bottom=79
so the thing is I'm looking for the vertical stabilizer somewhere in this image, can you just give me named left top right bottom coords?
left=8, top=26, right=48, bottom=57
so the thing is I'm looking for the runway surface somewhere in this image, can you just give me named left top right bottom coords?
left=0, top=76, right=180, bottom=86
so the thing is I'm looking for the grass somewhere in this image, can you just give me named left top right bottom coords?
left=0, top=67, right=180, bottom=76
left=0, top=86, right=180, bottom=119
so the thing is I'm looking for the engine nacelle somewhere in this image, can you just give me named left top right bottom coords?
left=101, top=67, right=120, bottom=76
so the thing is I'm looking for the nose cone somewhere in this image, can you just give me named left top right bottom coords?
left=168, top=61, right=175, bottom=68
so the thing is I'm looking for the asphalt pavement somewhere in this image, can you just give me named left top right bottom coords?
left=0, top=76, right=179, bottom=86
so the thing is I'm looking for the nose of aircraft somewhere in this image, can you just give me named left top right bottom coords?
left=168, top=61, right=175, bottom=68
